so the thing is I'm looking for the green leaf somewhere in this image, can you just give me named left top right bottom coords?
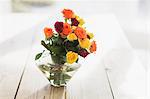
left=51, top=55, right=66, bottom=65
left=50, top=46, right=61, bottom=54
left=51, top=36, right=64, bottom=46
left=35, top=53, right=42, bottom=60
left=65, top=18, right=68, bottom=23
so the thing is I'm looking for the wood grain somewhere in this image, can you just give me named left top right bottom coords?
left=0, top=50, right=29, bottom=99
left=94, top=15, right=146, bottom=99
left=0, top=27, right=35, bottom=99
left=49, top=87, right=66, bottom=99
left=26, top=86, right=66, bottom=99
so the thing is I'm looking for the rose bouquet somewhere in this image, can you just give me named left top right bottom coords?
left=35, top=9, right=97, bottom=87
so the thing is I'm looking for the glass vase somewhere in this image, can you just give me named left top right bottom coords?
left=38, top=63, right=80, bottom=87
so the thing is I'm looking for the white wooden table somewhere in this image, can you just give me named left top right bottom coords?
left=0, top=14, right=146, bottom=99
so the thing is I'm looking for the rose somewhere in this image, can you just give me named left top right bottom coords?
left=54, top=22, right=63, bottom=33
left=71, top=18, right=79, bottom=26
left=67, top=33, right=77, bottom=41
left=90, top=41, right=97, bottom=53
left=61, top=23, right=72, bottom=36
left=66, top=51, right=78, bottom=64
left=74, top=27, right=87, bottom=39
left=62, top=9, right=75, bottom=19
left=78, top=48, right=89, bottom=58
left=78, top=38, right=91, bottom=49
left=44, top=27, right=53, bottom=39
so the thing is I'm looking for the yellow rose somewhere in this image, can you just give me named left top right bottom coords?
left=87, top=32, right=94, bottom=39
left=66, top=51, right=78, bottom=64
left=71, top=26, right=77, bottom=30
left=75, top=15, right=80, bottom=20
left=78, top=38, right=91, bottom=49
left=67, top=33, right=77, bottom=41
left=78, top=18, right=85, bottom=26
left=75, top=15, right=85, bottom=26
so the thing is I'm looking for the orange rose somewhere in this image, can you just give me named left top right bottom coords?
left=90, top=41, right=97, bottom=53
left=74, top=27, right=87, bottom=39
left=44, top=27, right=53, bottom=39
left=62, top=23, right=72, bottom=36
left=62, top=9, right=74, bottom=19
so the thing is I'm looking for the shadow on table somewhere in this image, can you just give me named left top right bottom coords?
left=25, top=84, right=66, bottom=99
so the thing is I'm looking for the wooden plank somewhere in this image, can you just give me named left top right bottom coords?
left=26, top=86, right=66, bottom=99
left=106, top=18, right=146, bottom=99
left=0, top=49, right=28, bottom=99
left=86, top=15, right=146, bottom=99
left=49, top=87, right=66, bottom=99
left=66, top=58, right=114, bottom=99
left=0, top=29, right=34, bottom=99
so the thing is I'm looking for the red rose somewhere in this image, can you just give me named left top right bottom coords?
left=54, top=21, right=63, bottom=33
left=78, top=48, right=89, bottom=58
left=71, top=18, right=79, bottom=26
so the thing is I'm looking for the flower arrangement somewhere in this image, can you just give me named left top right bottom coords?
left=35, top=9, right=97, bottom=87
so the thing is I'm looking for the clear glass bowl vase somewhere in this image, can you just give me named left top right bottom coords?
left=38, top=63, right=80, bottom=87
